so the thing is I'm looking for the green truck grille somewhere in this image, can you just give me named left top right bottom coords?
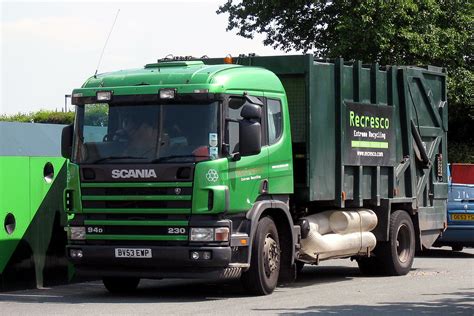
left=80, top=182, right=192, bottom=242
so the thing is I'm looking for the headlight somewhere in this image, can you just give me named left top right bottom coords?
left=190, top=228, right=213, bottom=241
left=190, top=227, right=229, bottom=242
left=69, top=227, right=86, bottom=240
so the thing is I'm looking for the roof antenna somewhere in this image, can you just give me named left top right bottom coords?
left=94, top=9, right=121, bottom=78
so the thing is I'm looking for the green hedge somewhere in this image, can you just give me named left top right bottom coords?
left=0, top=110, right=74, bottom=125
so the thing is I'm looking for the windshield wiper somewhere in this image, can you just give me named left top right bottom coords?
left=92, top=156, right=148, bottom=164
left=150, top=155, right=210, bottom=163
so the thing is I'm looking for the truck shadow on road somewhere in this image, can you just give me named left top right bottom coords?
left=0, top=265, right=359, bottom=304
left=284, top=265, right=359, bottom=289
left=1, top=262, right=469, bottom=304
left=253, top=289, right=474, bottom=315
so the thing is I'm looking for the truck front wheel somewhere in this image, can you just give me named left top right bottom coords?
left=241, top=216, right=280, bottom=295
left=103, top=277, right=140, bottom=294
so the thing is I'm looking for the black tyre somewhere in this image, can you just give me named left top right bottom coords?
left=380, top=210, right=415, bottom=275
left=241, top=216, right=280, bottom=295
left=103, top=277, right=140, bottom=294
left=358, top=210, right=415, bottom=276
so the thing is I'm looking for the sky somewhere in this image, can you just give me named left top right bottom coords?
left=1, top=0, right=295, bottom=115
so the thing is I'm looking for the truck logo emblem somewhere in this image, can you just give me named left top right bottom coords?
left=206, top=169, right=219, bottom=182
left=174, top=188, right=182, bottom=195
left=111, top=169, right=158, bottom=179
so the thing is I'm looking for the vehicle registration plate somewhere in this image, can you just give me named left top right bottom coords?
left=115, top=248, right=152, bottom=258
left=451, top=213, right=474, bottom=221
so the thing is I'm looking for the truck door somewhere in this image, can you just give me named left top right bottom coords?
left=225, top=96, right=269, bottom=212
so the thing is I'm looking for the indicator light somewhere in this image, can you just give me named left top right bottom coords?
left=214, top=227, right=230, bottom=242
left=224, top=54, right=233, bottom=64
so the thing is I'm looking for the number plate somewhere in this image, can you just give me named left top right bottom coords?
left=114, top=248, right=152, bottom=258
left=451, top=213, right=474, bottom=221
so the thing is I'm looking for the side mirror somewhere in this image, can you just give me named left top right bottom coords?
left=61, top=124, right=74, bottom=159
left=241, top=102, right=262, bottom=120
left=239, top=120, right=261, bottom=156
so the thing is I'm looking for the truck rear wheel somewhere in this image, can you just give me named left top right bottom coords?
left=103, top=277, right=140, bottom=294
left=380, top=210, right=415, bottom=275
left=358, top=210, right=415, bottom=276
left=241, top=216, right=280, bottom=295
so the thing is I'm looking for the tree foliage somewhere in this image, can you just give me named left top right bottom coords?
left=218, top=0, right=473, bottom=162
left=83, top=104, right=108, bottom=127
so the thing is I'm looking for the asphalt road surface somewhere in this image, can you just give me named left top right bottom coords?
left=0, top=247, right=472, bottom=315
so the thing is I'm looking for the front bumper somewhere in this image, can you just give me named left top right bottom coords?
left=67, top=245, right=237, bottom=279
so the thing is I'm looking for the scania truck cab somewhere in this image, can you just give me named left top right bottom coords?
left=63, top=55, right=448, bottom=295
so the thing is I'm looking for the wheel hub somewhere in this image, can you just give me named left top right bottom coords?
left=396, top=224, right=411, bottom=263
left=263, top=234, right=280, bottom=277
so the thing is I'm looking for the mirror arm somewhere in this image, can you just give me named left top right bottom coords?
left=222, top=143, right=230, bottom=156
left=244, top=94, right=264, bottom=106
left=230, top=152, right=241, bottom=161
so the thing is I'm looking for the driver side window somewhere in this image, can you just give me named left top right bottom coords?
left=227, top=98, right=245, bottom=154
left=267, top=99, right=282, bottom=145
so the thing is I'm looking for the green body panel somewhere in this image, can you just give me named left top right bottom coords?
left=0, top=122, right=69, bottom=290
left=0, top=157, right=31, bottom=273
left=0, top=160, right=68, bottom=291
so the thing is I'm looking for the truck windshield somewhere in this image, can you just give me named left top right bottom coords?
left=72, top=102, right=220, bottom=164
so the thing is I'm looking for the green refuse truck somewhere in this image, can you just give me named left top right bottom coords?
left=62, top=54, right=448, bottom=295
left=0, top=122, right=68, bottom=290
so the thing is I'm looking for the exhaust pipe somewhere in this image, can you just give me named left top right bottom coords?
left=300, top=209, right=378, bottom=261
